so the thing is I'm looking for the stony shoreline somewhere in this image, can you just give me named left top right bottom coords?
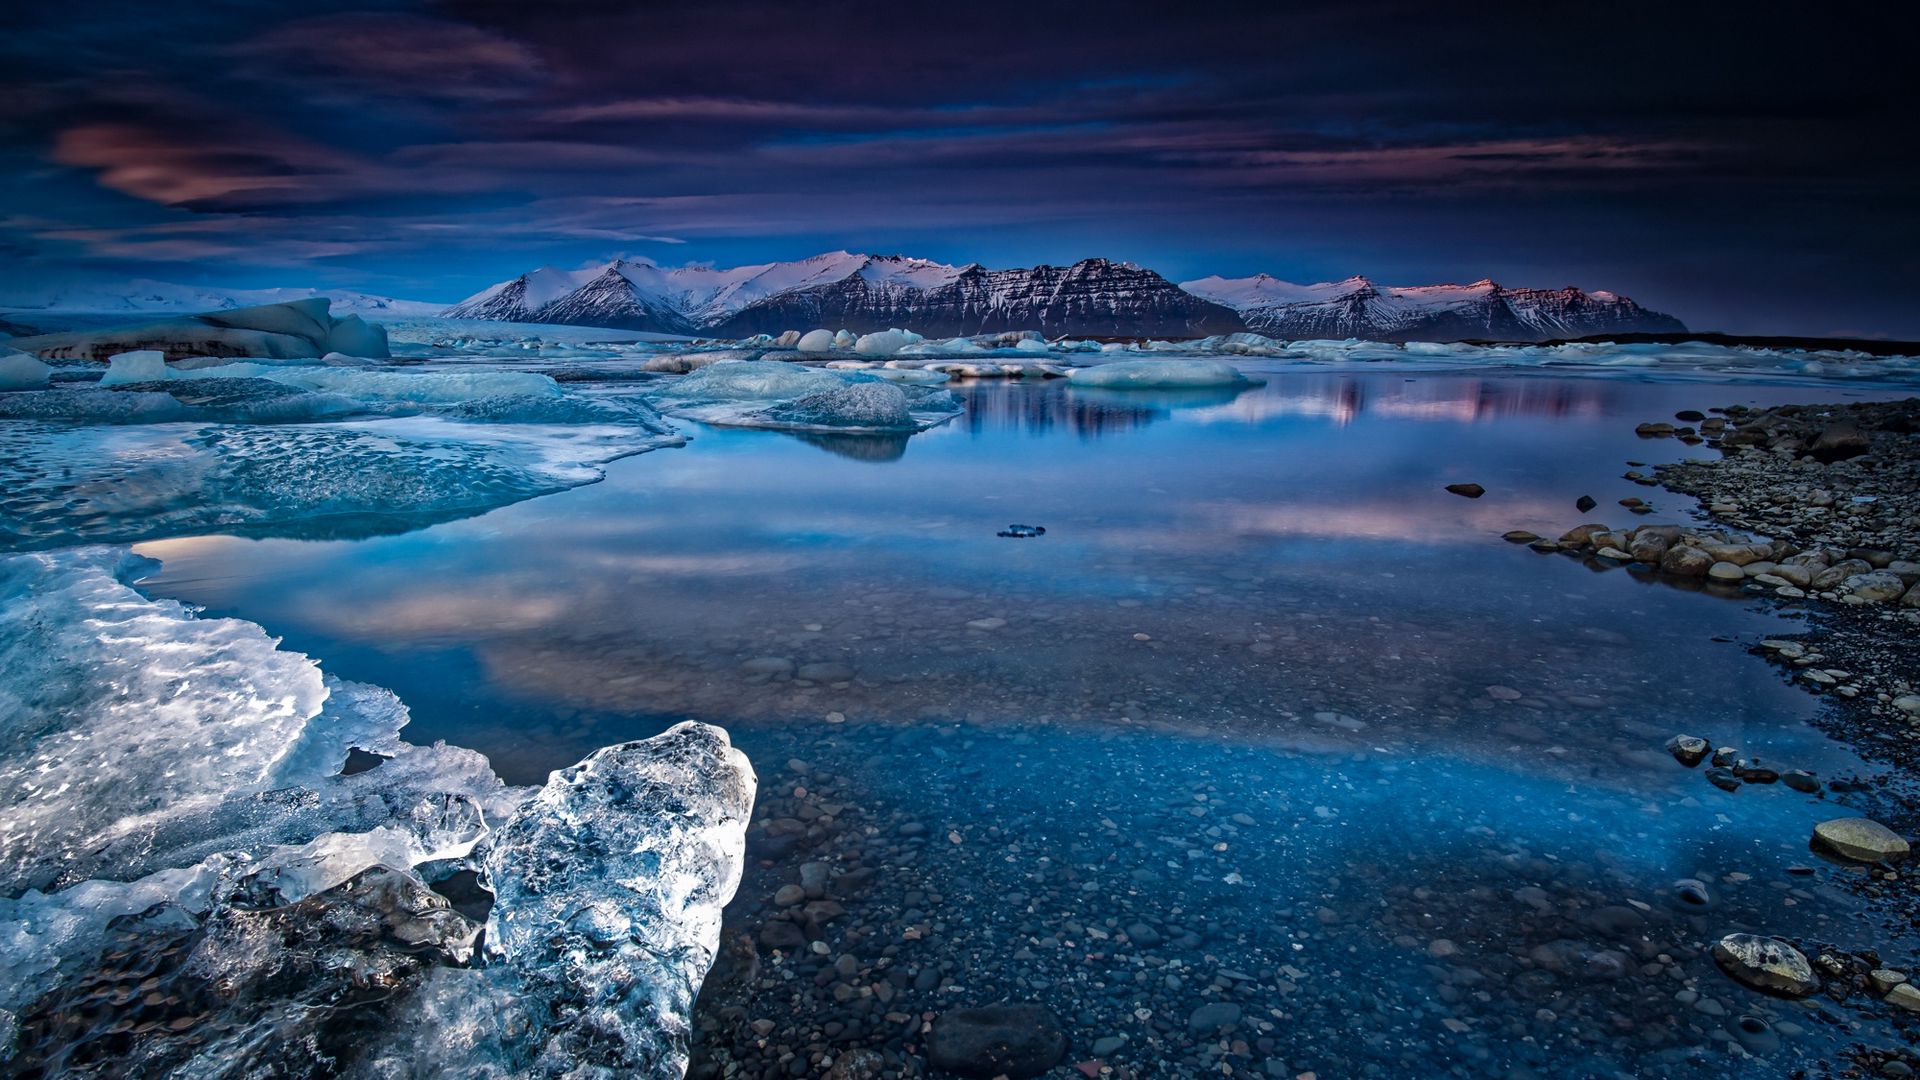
left=1515, top=398, right=1920, bottom=772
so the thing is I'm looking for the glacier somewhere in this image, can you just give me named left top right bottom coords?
left=0, top=547, right=755, bottom=1077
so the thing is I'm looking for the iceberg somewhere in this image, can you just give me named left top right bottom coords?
left=796, top=329, right=837, bottom=353
left=0, top=353, right=51, bottom=391
left=1068, top=358, right=1259, bottom=388
left=7, top=298, right=393, bottom=361
left=851, top=328, right=923, bottom=356
left=653, top=359, right=845, bottom=401
left=0, top=547, right=755, bottom=1077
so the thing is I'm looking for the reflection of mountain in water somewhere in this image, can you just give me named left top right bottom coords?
left=1170, top=375, right=1620, bottom=427
left=953, top=383, right=1163, bottom=438
left=950, top=374, right=1622, bottom=439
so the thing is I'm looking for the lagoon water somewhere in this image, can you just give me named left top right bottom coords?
left=138, top=365, right=1918, bottom=1078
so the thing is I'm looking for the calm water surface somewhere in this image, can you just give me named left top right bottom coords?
left=139, top=367, right=1918, bottom=1078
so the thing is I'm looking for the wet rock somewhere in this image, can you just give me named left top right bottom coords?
left=1704, top=767, right=1741, bottom=792
left=1665, top=735, right=1709, bottom=767
left=1502, top=530, right=1540, bottom=544
left=1782, top=770, right=1820, bottom=793
left=1445, top=483, right=1485, bottom=498
left=741, top=656, right=796, bottom=677
left=1188, top=1002, right=1243, bottom=1032
left=1712, top=934, right=1819, bottom=997
left=796, top=661, right=856, bottom=682
left=1707, top=561, right=1746, bottom=583
left=1660, top=545, right=1713, bottom=577
left=1889, top=984, right=1920, bottom=1013
left=1813, top=817, right=1911, bottom=862
left=1871, top=969, right=1909, bottom=995
left=1576, top=495, right=1597, bottom=512
left=927, top=1003, right=1068, bottom=1079
left=1730, top=1014, right=1779, bottom=1054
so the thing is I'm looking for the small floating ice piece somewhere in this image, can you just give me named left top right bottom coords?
left=796, top=329, right=836, bottom=353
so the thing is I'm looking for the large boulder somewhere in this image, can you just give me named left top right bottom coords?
left=1712, top=934, right=1819, bottom=997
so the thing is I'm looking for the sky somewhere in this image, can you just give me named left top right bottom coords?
left=1, top=1, right=1915, bottom=336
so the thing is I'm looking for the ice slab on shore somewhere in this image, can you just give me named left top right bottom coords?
left=0, top=547, right=755, bottom=1077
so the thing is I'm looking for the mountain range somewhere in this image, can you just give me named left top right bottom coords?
left=446, top=252, right=1684, bottom=341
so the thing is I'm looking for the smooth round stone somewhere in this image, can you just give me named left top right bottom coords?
left=1707, top=561, right=1746, bottom=582
left=1712, top=934, right=1819, bottom=997
left=927, top=1003, right=1067, bottom=1078
left=1813, top=817, right=1911, bottom=862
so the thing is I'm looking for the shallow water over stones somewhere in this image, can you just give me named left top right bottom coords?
left=136, top=368, right=1920, bottom=1077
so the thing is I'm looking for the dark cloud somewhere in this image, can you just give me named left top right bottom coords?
left=0, top=0, right=1915, bottom=334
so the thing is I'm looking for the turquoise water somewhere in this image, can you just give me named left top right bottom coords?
left=136, top=368, right=1917, bottom=1077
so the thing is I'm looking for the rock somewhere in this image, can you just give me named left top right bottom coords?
left=1635, top=422, right=1676, bottom=437
left=741, top=656, right=796, bottom=677
left=1665, top=735, right=1710, bottom=767
left=1782, top=770, right=1820, bottom=793
left=773, top=884, right=807, bottom=907
left=1889, top=984, right=1920, bottom=1013
left=1707, top=561, right=1746, bottom=583
left=1712, top=934, right=1819, bottom=997
left=1768, top=563, right=1813, bottom=588
left=1842, top=571, right=1907, bottom=603
left=927, top=1004, right=1068, bottom=1079
left=1575, top=495, right=1597, bottom=512
left=1187, top=1002, right=1243, bottom=1032
left=1704, top=767, right=1741, bottom=791
left=1813, top=818, right=1910, bottom=862
left=1559, top=523, right=1610, bottom=548
left=1660, top=545, right=1714, bottom=577
left=826, top=1049, right=893, bottom=1080
left=1870, top=969, right=1909, bottom=995
left=1893, top=695, right=1920, bottom=715
left=1502, top=530, right=1540, bottom=544
left=1672, top=878, right=1712, bottom=907
left=1809, top=423, right=1870, bottom=463
left=1812, top=559, right=1873, bottom=590
left=1445, top=483, right=1485, bottom=498
left=796, top=661, right=855, bottom=682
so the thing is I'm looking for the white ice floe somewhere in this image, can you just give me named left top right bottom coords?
left=796, top=328, right=837, bottom=353
left=0, top=547, right=755, bottom=1077
left=1067, top=358, right=1258, bottom=388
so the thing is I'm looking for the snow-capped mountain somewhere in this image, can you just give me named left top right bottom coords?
left=0, top=279, right=443, bottom=317
left=1180, top=274, right=1683, bottom=342
left=448, top=254, right=1682, bottom=341
left=446, top=253, right=1244, bottom=338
